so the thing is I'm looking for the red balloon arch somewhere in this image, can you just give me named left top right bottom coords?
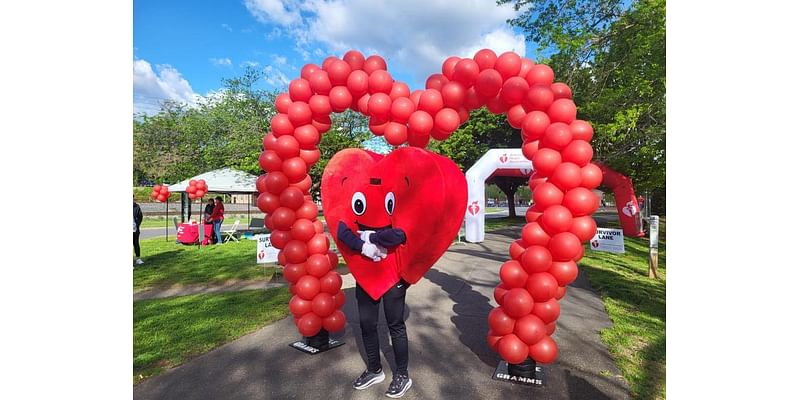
left=257, top=49, right=599, bottom=364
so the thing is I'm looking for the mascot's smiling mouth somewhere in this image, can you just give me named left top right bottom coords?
left=357, top=222, right=392, bottom=231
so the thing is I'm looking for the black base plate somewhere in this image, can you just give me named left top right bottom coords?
left=491, top=361, right=546, bottom=386
left=289, top=339, right=345, bottom=355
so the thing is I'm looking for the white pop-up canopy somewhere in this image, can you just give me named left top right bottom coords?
left=168, top=168, right=257, bottom=193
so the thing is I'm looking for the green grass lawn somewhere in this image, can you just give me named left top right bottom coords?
left=579, top=217, right=666, bottom=400
left=139, top=216, right=263, bottom=229
left=134, top=288, right=291, bottom=384
left=484, top=216, right=526, bottom=232
left=134, top=237, right=278, bottom=292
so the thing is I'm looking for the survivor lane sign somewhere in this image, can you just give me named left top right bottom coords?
left=589, top=228, right=625, bottom=254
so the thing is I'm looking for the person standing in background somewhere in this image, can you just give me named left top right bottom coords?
left=211, top=196, right=225, bottom=244
left=204, top=198, right=216, bottom=244
left=133, top=196, right=144, bottom=266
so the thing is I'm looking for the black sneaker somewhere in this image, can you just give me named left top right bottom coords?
left=353, top=368, right=385, bottom=390
left=385, top=374, right=412, bottom=398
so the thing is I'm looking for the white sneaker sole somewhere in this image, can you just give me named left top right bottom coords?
left=385, top=378, right=412, bottom=398
left=354, top=372, right=385, bottom=390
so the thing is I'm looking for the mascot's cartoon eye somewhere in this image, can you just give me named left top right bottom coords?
left=385, top=192, right=395, bottom=215
left=351, top=192, right=366, bottom=215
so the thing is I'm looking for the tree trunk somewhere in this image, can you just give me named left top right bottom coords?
left=502, top=188, right=517, bottom=218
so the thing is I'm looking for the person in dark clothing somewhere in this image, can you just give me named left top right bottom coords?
left=339, top=221, right=413, bottom=398
left=133, top=196, right=144, bottom=266
left=204, top=198, right=216, bottom=244
left=210, top=196, right=225, bottom=244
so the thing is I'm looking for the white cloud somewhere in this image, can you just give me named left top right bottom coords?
left=272, top=55, right=288, bottom=65
left=244, top=0, right=302, bottom=26
left=240, top=60, right=260, bottom=68
left=210, top=57, right=232, bottom=67
left=264, top=65, right=291, bottom=88
left=221, top=23, right=233, bottom=32
left=245, top=0, right=525, bottom=80
left=133, top=59, right=200, bottom=115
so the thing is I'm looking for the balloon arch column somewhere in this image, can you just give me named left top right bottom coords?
left=256, top=49, right=600, bottom=368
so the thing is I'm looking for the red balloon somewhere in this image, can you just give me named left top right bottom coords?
left=441, top=81, right=466, bottom=109
left=308, top=95, right=332, bottom=117
left=418, top=89, right=444, bottom=115
left=264, top=215, right=275, bottom=231
left=529, top=336, right=558, bottom=364
left=526, top=64, right=554, bottom=86
left=409, top=90, right=423, bottom=107
left=363, top=55, right=387, bottom=74
left=519, top=58, right=535, bottom=78
left=156, top=194, right=166, bottom=202
left=305, top=253, right=331, bottom=278
left=473, top=48, right=497, bottom=70
left=294, top=124, right=320, bottom=149
left=343, top=50, right=365, bottom=71
left=407, top=131, right=430, bottom=148
left=532, top=148, right=562, bottom=177
left=555, top=286, right=567, bottom=300
left=265, top=172, right=289, bottom=194
left=548, top=98, right=577, bottom=124
left=442, top=56, right=461, bottom=79
left=524, top=84, right=554, bottom=112
left=357, top=93, right=371, bottom=115
left=457, top=107, right=469, bottom=124
left=299, top=149, right=321, bottom=166
left=322, top=310, right=346, bottom=332
left=499, top=77, right=529, bottom=106
left=312, top=115, right=331, bottom=133
left=493, top=284, right=508, bottom=306
left=271, top=114, right=294, bottom=137
left=326, top=59, right=351, bottom=86
left=291, top=219, right=316, bottom=243
left=289, top=79, right=313, bottom=102
left=541, top=122, right=573, bottom=151
left=320, top=271, right=342, bottom=294
left=367, top=92, right=392, bottom=117
left=502, top=288, right=534, bottom=318
left=283, top=261, right=306, bottom=284
left=434, top=108, right=460, bottom=133
left=549, top=232, right=582, bottom=261
left=541, top=205, right=573, bottom=235
left=573, top=245, right=585, bottom=262
left=550, top=162, right=583, bottom=191
left=333, top=290, right=346, bottom=308
left=521, top=111, right=550, bottom=142
left=506, top=104, right=528, bottom=129
left=275, top=93, right=292, bottom=114
left=274, top=135, right=300, bottom=159
left=308, top=71, right=332, bottom=95
left=452, top=58, right=480, bottom=86
left=408, top=110, right=434, bottom=134
left=570, top=120, right=594, bottom=142
left=570, top=215, right=597, bottom=242
left=263, top=132, right=278, bottom=151
left=520, top=245, right=553, bottom=274
left=548, top=260, right=578, bottom=287
left=514, top=314, right=547, bottom=345
left=307, top=233, right=330, bottom=255
left=368, top=70, right=393, bottom=94
left=368, top=116, right=390, bottom=136
left=551, top=82, right=572, bottom=99
left=295, top=275, right=321, bottom=301
left=297, top=312, right=322, bottom=337
left=272, top=207, right=296, bottom=231
left=289, top=295, right=312, bottom=315
left=563, top=188, right=599, bottom=217
left=346, top=70, right=369, bottom=97
left=526, top=209, right=542, bottom=224
left=425, top=73, right=449, bottom=91
left=259, top=150, right=282, bottom=173
left=284, top=239, right=309, bottom=265
left=302, top=63, right=322, bottom=80
left=388, top=98, right=414, bottom=123
left=495, top=52, right=522, bottom=80
left=389, top=82, right=411, bottom=100
left=498, top=334, right=529, bottom=364
left=311, top=292, right=336, bottom=317
left=474, top=69, right=503, bottom=98
left=580, top=163, right=603, bottom=189
left=313, top=220, right=324, bottom=234
left=464, top=87, right=482, bottom=110
left=328, top=86, right=353, bottom=112
left=499, top=260, right=528, bottom=288
left=291, top=175, right=312, bottom=193
left=257, top=192, right=279, bottom=214
left=521, top=222, right=551, bottom=247
left=526, top=272, right=558, bottom=302
left=384, top=122, right=408, bottom=146
left=282, top=157, right=307, bottom=183
left=327, top=251, right=339, bottom=269
left=487, top=331, right=503, bottom=352
left=296, top=201, right=318, bottom=220
left=561, top=140, right=593, bottom=167
left=188, top=192, right=196, bottom=200
left=533, top=182, right=564, bottom=211
left=488, top=307, right=516, bottom=335
left=509, top=239, right=526, bottom=261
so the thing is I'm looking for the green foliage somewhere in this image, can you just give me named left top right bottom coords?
left=310, top=110, right=370, bottom=200
left=501, top=0, right=666, bottom=206
left=133, top=67, right=276, bottom=185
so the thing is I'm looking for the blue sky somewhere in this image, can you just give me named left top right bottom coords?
left=134, top=0, right=540, bottom=115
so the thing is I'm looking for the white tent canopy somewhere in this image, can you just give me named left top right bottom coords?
left=168, top=168, right=258, bottom=193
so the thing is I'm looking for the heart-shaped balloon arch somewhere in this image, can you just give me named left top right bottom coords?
left=256, top=49, right=601, bottom=365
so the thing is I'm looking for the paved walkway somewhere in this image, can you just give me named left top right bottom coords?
left=133, top=228, right=629, bottom=400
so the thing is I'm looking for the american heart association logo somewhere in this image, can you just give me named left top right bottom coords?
left=468, top=201, right=481, bottom=215
left=499, top=154, right=508, bottom=163
left=591, top=240, right=599, bottom=248
left=258, top=250, right=265, bottom=260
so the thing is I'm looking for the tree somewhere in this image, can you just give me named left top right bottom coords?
left=487, top=176, right=527, bottom=217
left=309, top=110, right=370, bottom=200
left=500, top=0, right=666, bottom=210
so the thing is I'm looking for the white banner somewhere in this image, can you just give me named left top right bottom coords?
left=589, top=228, right=625, bottom=254
left=256, top=234, right=279, bottom=264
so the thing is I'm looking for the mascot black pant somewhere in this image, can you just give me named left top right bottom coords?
left=355, top=280, right=409, bottom=375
